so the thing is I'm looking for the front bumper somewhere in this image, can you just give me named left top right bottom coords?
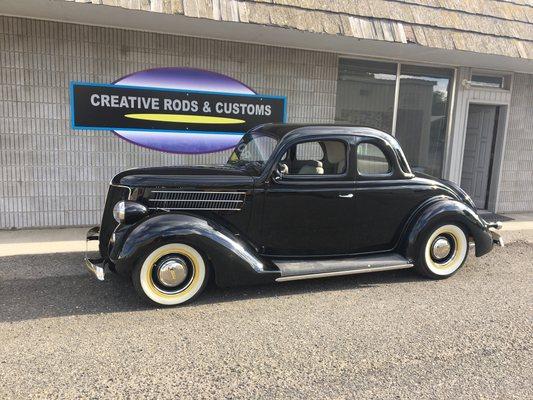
left=84, top=226, right=105, bottom=281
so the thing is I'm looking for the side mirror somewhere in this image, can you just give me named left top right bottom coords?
left=273, top=163, right=288, bottom=182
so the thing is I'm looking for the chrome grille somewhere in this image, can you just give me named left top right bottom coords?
left=148, top=190, right=246, bottom=211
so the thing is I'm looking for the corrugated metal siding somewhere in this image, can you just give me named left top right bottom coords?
left=0, top=16, right=337, bottom=229
left=498, top=73, right=533, bottom=213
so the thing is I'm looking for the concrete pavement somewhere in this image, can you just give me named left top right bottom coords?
left=0, top=237, right=531, bottom=399
left=0, top=215, right=532, bottom=399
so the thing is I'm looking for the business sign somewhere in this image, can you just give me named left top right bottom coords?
left=70, top=68, right=287, bottom=154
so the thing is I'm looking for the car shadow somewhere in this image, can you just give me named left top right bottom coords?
left=0, top=251, right=423, bottom=323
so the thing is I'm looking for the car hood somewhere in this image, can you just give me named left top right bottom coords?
left=111, top=165, right=255, bottom=188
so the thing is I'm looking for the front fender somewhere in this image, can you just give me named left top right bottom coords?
left=110, top=213, right=279, bottom=287
left=401, top=198, right=493, bottom=261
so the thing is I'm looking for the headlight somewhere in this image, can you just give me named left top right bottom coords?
left=113, top=201, right=148, bottom=224
left=113, top=201, right=126, bottom=223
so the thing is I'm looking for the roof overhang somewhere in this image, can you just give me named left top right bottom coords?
left=1, top=0, right=532, bottom=73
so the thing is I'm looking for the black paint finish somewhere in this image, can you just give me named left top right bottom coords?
left=94, top=124, right=497, bottom=286
left=109, top=213, right=278, bottom=287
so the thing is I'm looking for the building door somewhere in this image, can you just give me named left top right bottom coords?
left=460, top=104, right=499, bottom=209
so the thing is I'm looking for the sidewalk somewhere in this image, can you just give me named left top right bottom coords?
left=0, top=227, right=98, bottom=257
left=1, top=214, right=532, bottom=257
left=493, top=213, right=533, bottom=245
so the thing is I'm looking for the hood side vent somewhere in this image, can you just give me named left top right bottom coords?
left=148, top=190, right=246, bottom=211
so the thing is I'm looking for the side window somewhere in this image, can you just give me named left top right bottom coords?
left=357, top=143, right=391, bottom=175
left=285, top=140, right=346, bottom=176
left=296, top=141, right=323, bottom=160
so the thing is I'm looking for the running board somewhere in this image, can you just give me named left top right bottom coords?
left=273, top=253, right=413, bottom=282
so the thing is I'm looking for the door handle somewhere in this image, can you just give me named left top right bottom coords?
left=338, top=193, right=354, bottom=198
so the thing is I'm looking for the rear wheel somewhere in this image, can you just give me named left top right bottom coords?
left=132, top=243, right=208, bottom=306
left=415, top=223, right=468, bottom=279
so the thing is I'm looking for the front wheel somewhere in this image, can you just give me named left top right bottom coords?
left=415, top=223, right=468, bottom=279
left=132, top=243, right=208, bottom=306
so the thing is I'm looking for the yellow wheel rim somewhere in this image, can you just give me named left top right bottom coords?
left=140, top=244, right=206, bottom=305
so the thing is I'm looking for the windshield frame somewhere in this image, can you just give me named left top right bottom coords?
left=226, top=131, right=280, bottom=171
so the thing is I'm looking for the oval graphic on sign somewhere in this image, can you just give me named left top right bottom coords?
left=70, top=68, right=286, bottom=154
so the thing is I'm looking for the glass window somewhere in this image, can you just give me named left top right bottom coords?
left=335, top=59, right=397, bottom=133
left=296, top=141, right=323, bottom=160
left=471, top=74, right=504, bottom=89
left=227, top=132, right=278, bottom=169
left=285, top=140, right=346, bottom=176
left=357, top=143, right=391, bottom=175
left=395, top=65, right=453, bottom=177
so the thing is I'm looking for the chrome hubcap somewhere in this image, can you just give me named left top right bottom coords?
left=157, top=257, right=188, bottom=287
left=431, top=236, right=452, bottom=260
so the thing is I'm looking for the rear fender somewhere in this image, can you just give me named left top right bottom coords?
left=110, top=213, right=279, bottom=287
left=401, top=198, right=492, bottom=261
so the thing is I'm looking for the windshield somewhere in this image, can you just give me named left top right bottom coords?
left=227, top=131, right=279, bottom=170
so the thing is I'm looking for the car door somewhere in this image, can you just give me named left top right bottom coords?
left=260, top=136, right=356, bottom=257
left=352, top=137, right=425, bottom=253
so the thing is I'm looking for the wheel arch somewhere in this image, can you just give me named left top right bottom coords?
left=399, top=197, right=492, bottom=261
left=110, top=213, right=279, bottom=287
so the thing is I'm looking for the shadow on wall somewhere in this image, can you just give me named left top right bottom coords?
left=0, top=251, right=423, bottom=323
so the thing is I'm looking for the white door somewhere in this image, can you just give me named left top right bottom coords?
left=460, top=104, right=498, bottom=209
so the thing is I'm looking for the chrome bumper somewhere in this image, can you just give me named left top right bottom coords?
left=485, top=220, right=504, bottom=248
left=84, top=226, right=105, bottom=281
left=486, top=221, right=503, bottom=230
left=490, top=230, right=504, bottom=247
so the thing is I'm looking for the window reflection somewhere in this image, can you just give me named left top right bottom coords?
left=395, top=65, right=453, bottom=177
left=335, top=59, right=396, bottom=133
left=335, top=59, right=453, bottom=178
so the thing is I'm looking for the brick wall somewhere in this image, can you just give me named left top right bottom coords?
left=498, top=73, right=533, bottom=213
left=0, top=16, right=337, bottom=228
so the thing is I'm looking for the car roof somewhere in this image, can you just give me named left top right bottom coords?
left=251, top=123, right=413, bottom=177
left=251, top=123, right=395, bottom=144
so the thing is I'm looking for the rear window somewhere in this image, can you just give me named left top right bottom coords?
left=357, top=143, right=391, bottom=175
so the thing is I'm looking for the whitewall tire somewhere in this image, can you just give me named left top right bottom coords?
left=415, top=224, right=468, bottom=279
left=132, top=243, right=208, bottom=306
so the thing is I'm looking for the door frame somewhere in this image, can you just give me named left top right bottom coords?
left=459, top=100, right=509, bottom=212
left=460, top=101, right=509, bottom=212
left=446, top=68, right=514, bottom=213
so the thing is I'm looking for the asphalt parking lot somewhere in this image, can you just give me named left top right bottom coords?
left=0, top=241, right=532, bottom=399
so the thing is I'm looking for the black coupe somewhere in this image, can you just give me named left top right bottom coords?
left=85, top=124, right=503, bottom=306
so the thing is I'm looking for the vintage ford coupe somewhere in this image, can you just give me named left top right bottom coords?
left=85, top=124, right=503, bottom=306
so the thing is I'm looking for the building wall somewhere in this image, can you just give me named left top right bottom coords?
left=498, top=73, right=533, bottom=213
left=0, top=16, right=338, bottom=229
